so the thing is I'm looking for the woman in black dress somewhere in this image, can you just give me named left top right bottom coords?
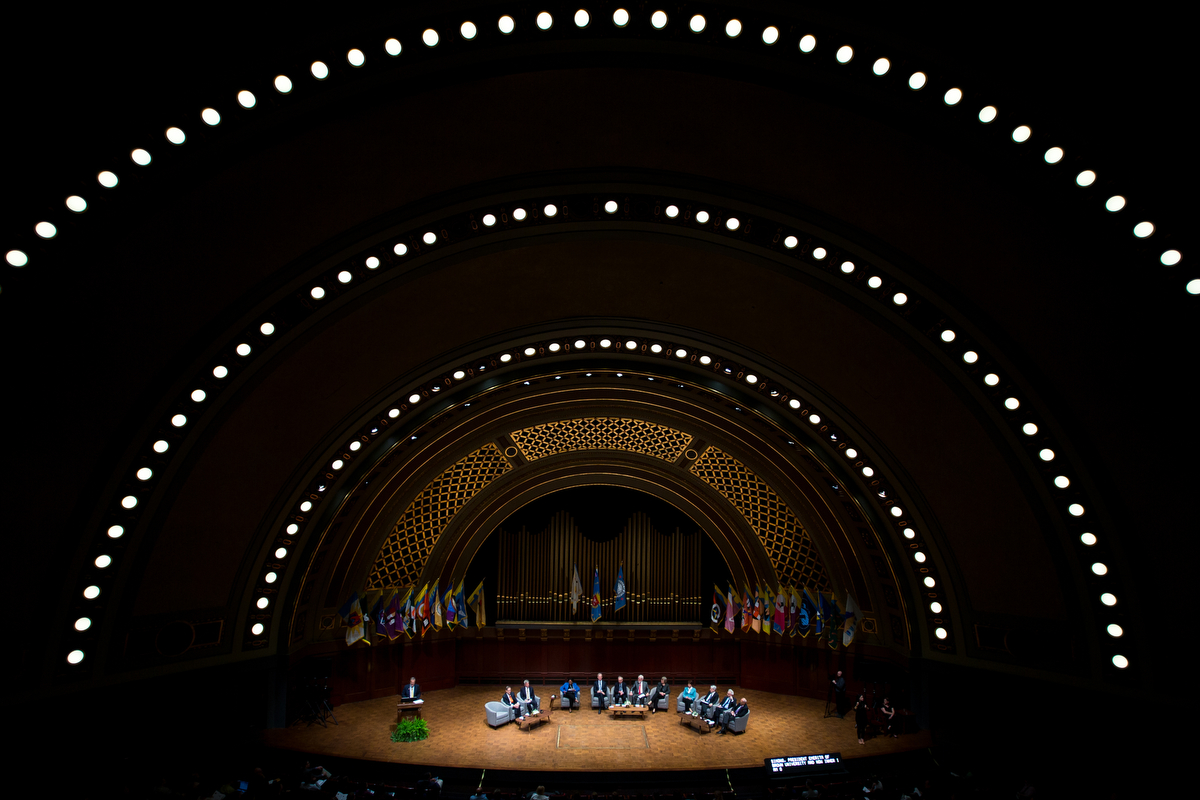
left=879, top=697, right=897, bottom=737
left=853, top=693, right=869, bottom=744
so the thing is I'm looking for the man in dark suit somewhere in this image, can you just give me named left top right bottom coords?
left=717, top=698, right=748, bottom=734
left=632, top=675, right=650, bottom=707
left=401, top=676, right=422, bottom=701
left=707, top=689, right=735, bottom=726
left=694, top=685, right=719, bottom=718
left=501, top=685, right=519, bottom=720
left=516, top=680, right=540, bottom=718
left=613, top=676, right=629, bottom=705
left=593, top=673, right=609, bottom=714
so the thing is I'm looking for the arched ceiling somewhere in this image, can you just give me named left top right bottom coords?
left=4, top=2, right=1192, bottom=703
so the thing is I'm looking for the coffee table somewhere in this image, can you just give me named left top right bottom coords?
left=396, top=701, right=423, bottom=723
left=610, top=705, right=649, bottom=719
left=678, top=712, right=714, bottom=733
left=516, top=706, right=553, bottom=731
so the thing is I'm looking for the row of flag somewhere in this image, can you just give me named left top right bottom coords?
left=338, top=579, right=485, bottom=646
left=709, top=583, right=864, bottom=647
left=569, top=563, right=627, bottom=623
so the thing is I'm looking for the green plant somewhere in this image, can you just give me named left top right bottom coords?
left=391, top=717, right=429, bottom=742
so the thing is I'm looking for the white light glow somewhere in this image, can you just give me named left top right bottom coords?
left=257, top=597, right=269, bottom=609
left=676, top=348, right=687, bottom=358
left=131, top=148, right=151, bottom=165
left=549, top=342, right=561, bottom=352
left=513, top=208, right=527, bottom=221
left=892, top=507, right=905, bottom=518
left=862, top=467, right=874, bottom=477
left=689, top=14, right=706, bottom=32
left=311, top=61, right=329, bottom=79
left=726, top=19, right=742, bottom=38
left=784, top=235, right=798, bottom=248
left=574, top=9, right=589, bottom=28
left=799, top=35, right=816, bottom=53
left=1076, top=170, right=1096, bottom=187
left=310, top=286, right=325, bottom=299
left=98, top=171, right=118, bottom=188
left=136, top=467, right=152, bottom=482
left=612, top=9, right=629, bottom=27
left=202, top=108, right=220, bottom=126
left=1044, top=147, right=1063, bottom=164
left=68, top=650, right=84, bottom=664
left=347, top=48, right=365, bottom=66
left=274, top=75, right=292, bottom=94
left=349, top=441, right=361, bottom=451
left=963, top=351, right=978, bottom=363
left=35, top=221, right=56, bottom=238
left=1105, top=195, right=1126, bottom=212
left=171, top=414, right=187, bottom=427
left=603, top=200, right=619, bottom=214
left=893, top=292, right=908, bottom=305
left=695, top=210, right=710, bottom=223
left=941, top=330, right=956, bottom=342
left=650, top=344, right=663, bottom=353
left=625, top=340, right=637, bottom=350
left=537, top=12, right=553, bottom=30
left=1100, top=592, right=1116, bottom=606
left=500, top=353, right=512, bottom=362
left=700, top=355, right=712, bottom=365
left=423, top=231, right=437, bottom=244
left=908, top=72, right=926, bottom=90
left=1022, top=423, right=1037, bottom=435
left=252, top=623, right=265, bottom=635
left=388, top=408, right=399, bottom=418
left=75, top=617, right=92, bottom=631
left=904, top=529, right=916, bottom=539
left=264, top=571, right=277, bottom=583
left=108, top=525, right=125, bottom=538
left=790, top=399, right=802, bottom=410
left=258, top=322, right=275, bottom=336
left=453, top=370, right=466, bottom=380
left=121, top=495, right=137, bottom=509
left=409, top=394, right=421, bottom=404
left=386, top=37, right=403, bottom=54
left=1054, top=475, right=1070, bottom=488
left=725, top=217, right=740, bottom=230
left=867, top=276, right=882, bottom=289
left=1160, top=249, right=1181, bottom=265
left=873, top=58, right=890, bottom=75
left=812, top=247, right=827, bottom=259
left=1133, top=221, right=1154, bottom=238
left=499, top=15, right=515, bottom=34
left=1187, top=279, right=1200, bottom=295
left=665, top=204, right=679, bottom=218
left=836, top=45, right=853, bottom=63
left=984, top=373, right=999, bottom=386
left=1005, top=397, right=1020, bottom=410
left=651, top=11, right=667, bottom=29
left=978, top=106, right=997, bottom=123
left=1091, top=562, right=1107, bottom=575
left=190, top=389, right=206, bottom=403
left=544, top=203, right=558, bottom=217
left=300, top=501, right=312, bottom=512
left=483, top=214, right=496, bottom=226
left=762, top=26, right=779, bottom=45
left=236, top=343, right=251, bottom=356
left=275, top=547, right=288, bottom=559
left=924, top=577, right=936, bottom=588
left=935, top=627, right=947, bottom=639
left=845, top=449, right=857, bottom=459
left=745, top=374, right=757, bottom=383
left=1070, top=504, right=1086, bottom=517
left=287, top=523, right=300, bottom=533
left=84, top=585, right=101, bottom=599
left=95, top=555, right=112, bottom=568
left=944, top=88, right=962, bottom=105
left=1107, top=623, right=1123, bottom=637
left=67, top=195, right=87, bottom=212
left=1081, top=532, right=1097, bottom=545
left=930, top=602, right=942, bottom=614
left=237, top=90, right=256, bottom=108
left=1037, top=448, right=1054, bottom=461
left=331, top=460, right=343, bottom=470
left=338, top=270, right=352, bottom=283
left=1112, top=655, right=1128, bottom=669
left=808, top=414, right=821, bottom=424
left=422, top=29, right=439, bottom=47
left=1012, top=125, right=1031, bottom=142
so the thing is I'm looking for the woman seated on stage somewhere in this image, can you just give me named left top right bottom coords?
left=559, top=678, right=579, bottom=712
left=879, top=697, right=897, bottom=737
left=853, top=693, right=869, bottom=745
left=648, top=676, right=670, bottom=713
left=679, top=680, right=698, bottom=712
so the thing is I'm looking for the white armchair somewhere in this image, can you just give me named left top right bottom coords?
left=486, top=701, right=515, bottom=727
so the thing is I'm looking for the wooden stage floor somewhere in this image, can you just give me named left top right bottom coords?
left=262, top=685, right=930, bottom=772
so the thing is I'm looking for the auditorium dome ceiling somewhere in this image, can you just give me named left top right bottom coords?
left=3, top=2, right=1191, bottom=701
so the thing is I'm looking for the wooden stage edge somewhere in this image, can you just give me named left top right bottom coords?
left=261, top=685, right=930, bottom=773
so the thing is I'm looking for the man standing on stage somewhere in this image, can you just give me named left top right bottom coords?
left=832, top=670, right=847, bottom=718
left=401, top=676, right=422, bottom=702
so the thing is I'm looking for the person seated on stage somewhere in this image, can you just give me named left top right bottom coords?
left=879, top=697, right=897, bottom=737
left=560, top=677, right=580, bottom=712
left=647, top=676, right=670, bottom=713
left=632, top=675, right=651, bottom=707
left=678, top=680, right=698, bottom=712
left=593, top=673, right=610, bottom=713
left=401, top=676, right=422, bottom=702
left=517, top=680, right=541, bottom=717
left=613, top=676, right=629, bottom=705
left=717, top=697, right=748, bottom=734
left=707, top=689, right=735, bottom=725
left=694, top=685, right=719, bottom=718
left=501, top=685, right=520, bottom=718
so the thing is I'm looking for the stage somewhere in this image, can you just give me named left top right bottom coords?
left=262, top=685, right=931, bottom=772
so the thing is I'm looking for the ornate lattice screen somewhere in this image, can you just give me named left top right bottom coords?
left=690, top=445, right=830, bottom=590
left=368, top=443, right=511, bottom=588
left=510, top=417, right=692, bottom=462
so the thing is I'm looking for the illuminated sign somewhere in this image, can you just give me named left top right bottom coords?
left=764, top=753, right=843, bottom=778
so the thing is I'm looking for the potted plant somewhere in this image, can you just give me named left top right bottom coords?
left=391, top=717, right=430, bottom=742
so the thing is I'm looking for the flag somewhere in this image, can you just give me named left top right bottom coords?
left=773, top=586, right=786, bottom=635
left=800, top=587, right=818, bottom=637
left=430, top=580, right=442, bottom=630
left=467, top=579, right=486, bottom=627
left=614, top=563, right=626, bottom=612
left=741, top=583, right=753, bottom=632
left=344, top=593, right=367, bottom=646
left=591, top=567, right=602, bottom=622
left=751, top=582, right=763, bottom=634
left=399, top=587, right=414, bottom=638
left=571, top=563, right=583, bottom=613
left=445, top=586, right=457, bottom=628
left=821, top=592, right=842, bottom=648
left=788, top=586, right=800, bottom=637
left=843, top=593, right=863, bottom=646
left=368, top=592, right=385, bottom=636
left=414, top=584, right=428, bottom=635
left=710, top=583, right=723, bottom=632
left=725, top=583, right=737, bottom=634
left=384, top=591, right=402, bottom=640
left=455, top=581, right=468, bottom=628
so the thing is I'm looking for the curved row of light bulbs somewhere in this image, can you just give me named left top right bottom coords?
left=5, top=6, right=1189, bottom=298
left=50, top=7, right=1131, bottom=672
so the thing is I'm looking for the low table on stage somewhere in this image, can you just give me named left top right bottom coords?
left=396, top=701, right=423, bottom=723
left=610, top=705, right=649, bottom=719
left=517, top=707, right=553, bottom=731
left=678, top=712, right=714, bottom=734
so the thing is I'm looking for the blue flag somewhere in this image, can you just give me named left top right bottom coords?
left=455, top=581, right=468, bottom=629
left=614, top=563, right=626, bottom=612
left=591, top=567, right=602, bottom=622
